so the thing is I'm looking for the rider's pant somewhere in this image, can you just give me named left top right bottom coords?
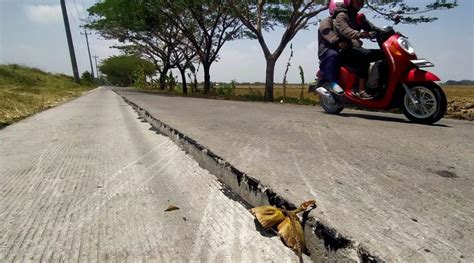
left=339, top=48, right=383, bottom=80
left=319, top=49, right=339, bottom=82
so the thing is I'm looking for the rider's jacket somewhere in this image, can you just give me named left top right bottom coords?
left=333, top=5, right=380, bottom=48
left=318, top=17, right=341, bottom=57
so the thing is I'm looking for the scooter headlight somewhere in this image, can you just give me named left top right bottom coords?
left=397, top=37, right=415, bottom=55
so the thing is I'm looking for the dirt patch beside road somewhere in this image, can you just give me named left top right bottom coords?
left=444, top=85, right=474, bottom=121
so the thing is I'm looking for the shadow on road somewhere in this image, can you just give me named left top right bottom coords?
left=336, top=112, right=451, bottom=128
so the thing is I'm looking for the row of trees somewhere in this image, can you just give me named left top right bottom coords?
left=87, top=0, right=456, bottom=101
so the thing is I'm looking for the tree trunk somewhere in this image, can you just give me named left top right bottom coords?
left=203, top=62, right=211, bottom=94
left=193, top=73, right=197, bottom=93
left=178, top=66, right=187, bottom=94
left=264, top=57, right=276, bottom=102
left=159, top=67, right=169, bottom=90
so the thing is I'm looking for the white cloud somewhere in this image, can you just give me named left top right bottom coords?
left=24, top=5, right=62, bottom=24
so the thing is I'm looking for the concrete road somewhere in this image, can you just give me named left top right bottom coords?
left=115, top=87, right=474, bottom=262
left=0, top=88, right=304, bottom=262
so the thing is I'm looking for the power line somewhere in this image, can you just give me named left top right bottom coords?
left=72, top=0, right=85, bottom=24
left=65, top=0, right=80, bottom=31
left=80, top=0, right=89, bottom=22
left=81, top=30, right=95, bottom=79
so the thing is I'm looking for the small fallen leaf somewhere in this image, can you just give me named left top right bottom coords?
left=277, top=213, right=305, bottom=256
left=164, top=205, right=179, bottom=212
left=251, top=205, right=285, bottom=229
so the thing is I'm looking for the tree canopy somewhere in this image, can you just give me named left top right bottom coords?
left=87, top=0, right=457, bottom=100
left=100, top=55, right=155, bottom=86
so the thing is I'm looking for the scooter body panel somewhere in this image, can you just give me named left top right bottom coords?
left=337, top=34, right=431, bottom=110
left=401, top=69, right=441, bottom=83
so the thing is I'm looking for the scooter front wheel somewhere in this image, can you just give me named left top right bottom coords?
left=401, top=83, right=447, bottom=124
left=319, top=93, right=344, bottom=114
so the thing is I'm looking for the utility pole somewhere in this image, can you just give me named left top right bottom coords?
left=93, top=55, right=100, bottom=79
left=60, top=0, right=80, bottom=83
left=81, top=30, right=95, bottom=79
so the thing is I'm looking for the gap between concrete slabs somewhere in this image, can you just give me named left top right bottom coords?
left=117, top=92, right=385, bottom=263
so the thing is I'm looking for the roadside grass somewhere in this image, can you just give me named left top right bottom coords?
left=0, top=64, right=95, bottom=128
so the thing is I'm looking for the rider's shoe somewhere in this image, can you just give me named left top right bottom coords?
left=350, top=90, right=373, bottom=100
left=329, top=82, right=344, bottom=95
left=359, top=91, right=373, bottom=100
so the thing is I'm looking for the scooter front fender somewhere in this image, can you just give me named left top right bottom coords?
left=401, top=69, right=440, bottom=83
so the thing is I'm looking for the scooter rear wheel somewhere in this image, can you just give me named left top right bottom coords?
left=401, top=83, right=447, bottom=124
left=319, top=93, right=344, bottom=114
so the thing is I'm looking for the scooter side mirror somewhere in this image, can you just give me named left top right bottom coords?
left=392, top=14, right=401, bottom=25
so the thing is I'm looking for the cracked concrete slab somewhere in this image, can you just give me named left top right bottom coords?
left=114, top=87, right=474, bottom=262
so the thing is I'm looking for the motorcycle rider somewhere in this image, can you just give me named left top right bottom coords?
left=333, top=0, right=383, bottom=99
left=318, top=16, right=344, bottom=95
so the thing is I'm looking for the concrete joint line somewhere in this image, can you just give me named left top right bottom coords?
left=116, top=92, right=385, bottom=263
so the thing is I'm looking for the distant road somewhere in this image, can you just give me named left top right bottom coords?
left=115, top=87, right=474, bottom=262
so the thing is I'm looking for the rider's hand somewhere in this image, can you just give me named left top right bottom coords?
left=338, top=41, right=349, bottom=50
left=360, top=31, right=371, bottom=39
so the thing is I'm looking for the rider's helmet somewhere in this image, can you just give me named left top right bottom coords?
left=328, top=0, right=351, bottom=16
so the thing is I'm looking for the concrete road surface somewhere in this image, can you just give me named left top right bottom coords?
left=0, top=88, right=305, bottom=262
left=115, top=87, right=474, bottom=262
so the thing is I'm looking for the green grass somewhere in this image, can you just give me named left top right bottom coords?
left=0, top=64, right=95, bottom=127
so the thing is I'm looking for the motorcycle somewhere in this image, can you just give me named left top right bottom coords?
left=311, top=16, right=447, bottom=125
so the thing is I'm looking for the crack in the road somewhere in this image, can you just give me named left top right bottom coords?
left=117, top=92, right=387, bottom=262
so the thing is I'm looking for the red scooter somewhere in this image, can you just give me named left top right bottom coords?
left=312, top=21, right=447, bottom=124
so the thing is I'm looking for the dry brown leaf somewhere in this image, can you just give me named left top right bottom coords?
left=164, top=205, right=179, bottom=212
left=299, top=200, right=316, bottom=210
left=277, top=213, right=305, bottom=256
left=251, top=200, right=316, bottom=256
left=251, top=205, right=286, bottom=229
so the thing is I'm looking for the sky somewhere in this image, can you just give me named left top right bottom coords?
left=1, top=0, right=473, bottom=83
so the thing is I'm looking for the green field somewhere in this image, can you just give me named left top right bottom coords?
left=0, top=64, right=95, bottom=128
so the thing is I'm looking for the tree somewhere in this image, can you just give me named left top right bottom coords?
left=231, top=0, right=457, bottom=102
left=366, top=0, right=458, bottom=24
left=100, top=55, right=155, bottom=86
left=87, top=0, right=191, bottom=90
left=230, top=0, right=327, bottom=101
left=81, top=71, right=93, bottom=83
left=172, top=44, right=197, bottom=94
left=87, top=0, right=238, bottom=94
left=152, top=0, right=244, bottom=94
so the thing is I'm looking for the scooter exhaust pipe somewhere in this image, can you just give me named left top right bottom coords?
left=316, top=87, right=335, bottom=103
